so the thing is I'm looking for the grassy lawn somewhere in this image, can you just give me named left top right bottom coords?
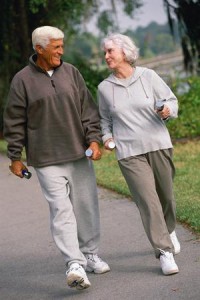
left=173, top=140, right=200, bottom=234
left=1, top=139, right=200, bottom=236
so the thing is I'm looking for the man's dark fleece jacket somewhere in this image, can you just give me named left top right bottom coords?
left=3, top=54, right=102, bottom=167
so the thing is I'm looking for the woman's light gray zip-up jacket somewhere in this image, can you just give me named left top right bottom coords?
left=98, top=66, right=178, bottom=160
left=3, top=54, right=101, bottom=167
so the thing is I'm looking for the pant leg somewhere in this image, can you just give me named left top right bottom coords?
left=66, top=157, right=100, bottom=255
left=118, top=155, right=173, bottom=258
left=146, top=149, right=176, bottom=234
left=35, top=164, right=87, bottom=268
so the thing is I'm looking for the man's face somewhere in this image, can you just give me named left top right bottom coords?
left=37, top=39, right=64, bottom=70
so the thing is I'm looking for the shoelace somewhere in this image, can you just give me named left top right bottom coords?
left=158, top=248, right=174, bottom=260
left=159, top=249, right=167, bottom=256
left=66, top=265, right=81, bottom=274
left=87, top=254, right=102, bottom=262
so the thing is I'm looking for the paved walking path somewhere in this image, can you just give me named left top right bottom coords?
left=0, top=153, right=199, bottom=300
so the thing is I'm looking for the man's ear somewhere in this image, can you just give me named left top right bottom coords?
left=35, top=44, right=43, bottom=54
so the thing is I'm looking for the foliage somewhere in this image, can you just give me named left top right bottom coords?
left=167, top=76, right=200, bottom=139
left=64, top=31, right=109, bottom=99
left=0, top=0, right=100, bottom=133
left=121, top=0, right=143, bottom=16
left=65, top=32, right=99, bottom=61
left=65, top=51, right=109, bottom=100
left=96, top=0, right=143, bottom=35
left=163, top=0, right=200, bottom=74
left=0, top=0, right=96, bottom=80
left=0, top=0, right=142, bottom=133
left=125, top=21, right=180, bottom=57
left=97, top=10, right=116, bottom=35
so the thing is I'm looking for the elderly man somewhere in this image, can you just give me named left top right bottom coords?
left=4, top=26, right=110, bottom=290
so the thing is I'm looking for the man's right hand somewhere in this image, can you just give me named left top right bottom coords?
left=9, top=160, right=27, bottom=178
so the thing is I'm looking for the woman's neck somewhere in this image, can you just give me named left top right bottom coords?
left=114, top=65, right=134, bottom=79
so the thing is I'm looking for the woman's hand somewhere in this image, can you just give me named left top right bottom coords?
left=157, top=105, right=170, bottom=120
left=104, top=138, right=115, bottom=151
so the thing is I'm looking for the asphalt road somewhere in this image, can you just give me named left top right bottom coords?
left=0, top=153, right=199, bottom=300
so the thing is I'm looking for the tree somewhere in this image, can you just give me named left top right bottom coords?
left=163, top=0, right=200, bottom=75
left=96, top=0, right=143, bottom=35
left=0, top=0, right=98, bottom=133
left=125, top=22, right=179, bottom=58
left=0, top=0, right=96, bottom=82
left=0, top=0, right=143, bottom=133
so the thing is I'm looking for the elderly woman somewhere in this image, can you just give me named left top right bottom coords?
left=98, top=33, right=180, bottom=276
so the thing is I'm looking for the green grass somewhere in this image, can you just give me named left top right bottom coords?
left=1, top=139, right=200, bottom=235
left=0, top=139, right=8, bottom=154
left=173, top=140, right=200, bottom=234
left=93, top=140, right=200, bottom=236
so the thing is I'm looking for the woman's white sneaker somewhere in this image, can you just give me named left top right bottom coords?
left=159, top=249, right=179, bottom=275
left=85, top=254, right=110, bottom=274
left=170, top=231, right=181, bottom=254
left=66, top=263, right=91, bottom=290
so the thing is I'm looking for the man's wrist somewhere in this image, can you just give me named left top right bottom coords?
left=89, top=141, right=100, bottom=147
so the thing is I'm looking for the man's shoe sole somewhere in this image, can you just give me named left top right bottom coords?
left=67, top=274, right=90, bottom=290
left=86, top=266, right=110, bottom=274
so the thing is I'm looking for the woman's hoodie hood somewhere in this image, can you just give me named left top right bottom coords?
left=100, top=66, right=149, bottom=108
left=104, top=66, right=146, bottom=85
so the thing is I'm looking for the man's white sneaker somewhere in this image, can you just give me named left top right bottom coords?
left=159, top=249, right=179, bottom=275
left=85, top=254, right=110, bottom=274
left=170, top=231, right=181, bottom=254
left=66, top=263, right=91, bottom=290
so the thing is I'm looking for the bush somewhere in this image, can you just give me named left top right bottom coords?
left=167, top=76, right=200, bottom=139
left=65, top=52, right=109, bottom=101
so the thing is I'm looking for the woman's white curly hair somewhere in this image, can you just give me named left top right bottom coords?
left=102, top=33, right=139, bottom=65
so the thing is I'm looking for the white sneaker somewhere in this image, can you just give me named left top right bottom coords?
left=159, top=249, right=179, bottom=275
left=85, top=254, right=110, bottom=274
left=66, top=263, right=91, bottom=290
left=170, top=231, right=181, bottom=254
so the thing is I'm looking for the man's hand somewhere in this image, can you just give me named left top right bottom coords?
left=9, top=160, right=28, bottom=178
left=87, top=142, right=102, bottom=160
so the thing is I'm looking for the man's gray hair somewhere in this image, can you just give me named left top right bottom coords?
left=102, top=33, right=139, bottom=65
left=32, top=26, right=64, bottom=50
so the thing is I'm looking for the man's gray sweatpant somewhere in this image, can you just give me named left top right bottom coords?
left=35, top=157, right=100, bottom=268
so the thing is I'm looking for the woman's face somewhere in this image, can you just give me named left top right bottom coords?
left=104, top=41, right=126, bottom=71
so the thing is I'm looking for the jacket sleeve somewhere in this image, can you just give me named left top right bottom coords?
left=98, top=87, right=113, bottom=144
left=3, top=76, right=27, bottom=161
left=151, top=70, right=178, bottom=119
